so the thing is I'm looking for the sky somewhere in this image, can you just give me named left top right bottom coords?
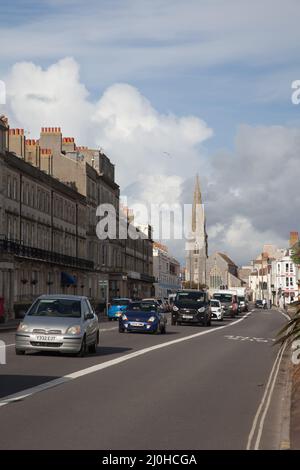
left=1, top=0, right=300, bottom=265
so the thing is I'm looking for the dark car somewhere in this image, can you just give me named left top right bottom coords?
left=255, top=299, right=263, bottom=309
left=171, top=290, right=211, bottom=326
left=119, top=301, right=167, bottom=334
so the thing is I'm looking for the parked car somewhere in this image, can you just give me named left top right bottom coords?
left=171, top=290, right=211, bottom=326
left=142, top=298, right=165, bottom=311
left=255, top=299, right=264, bottom=309
left=210, top=299, right=224, bottom=321
left=108, top=298, right=131, bottom=320
left=15, top=295, right=99, bottom=356
left=119, top=300, right=167, bottom=334
left=238, top=296, right=249, bottom=312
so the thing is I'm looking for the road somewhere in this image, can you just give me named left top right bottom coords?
left=0, top=307, right=288, bottom=450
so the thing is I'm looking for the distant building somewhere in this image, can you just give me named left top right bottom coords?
left=238, top=266, right=252, bottom=288
left=249, top=233, right=300, bottom=303
left=206, top=252, right=242, bottom=290
left=153, top=242, right=181, bottom=299
left=185, top=175, right=208, bottom=287
left=271, top=232, right=299, bottom=305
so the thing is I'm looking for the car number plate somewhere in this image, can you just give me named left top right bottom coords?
left=35, top=335, right=57, bottom=342
left=182, top=315, right=193, bottom=319
left=130, top=322, right=144, bottom=327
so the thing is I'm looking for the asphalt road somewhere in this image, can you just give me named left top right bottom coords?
left=0, top=308, right=288, bottom=450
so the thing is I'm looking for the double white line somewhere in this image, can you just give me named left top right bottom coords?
left=246, top=344, right=286, bottom=450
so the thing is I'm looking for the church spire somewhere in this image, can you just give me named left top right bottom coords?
left=192, top=174, right=202, bottom=232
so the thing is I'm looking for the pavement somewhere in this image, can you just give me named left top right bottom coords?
left=0, top=307, right=291, bottom=449
left=0, top=319, right=20, bottom=332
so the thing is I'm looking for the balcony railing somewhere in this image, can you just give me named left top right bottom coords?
left=0, top=238, right=94, bottom=271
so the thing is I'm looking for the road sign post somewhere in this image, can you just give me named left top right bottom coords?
left=99, top=280, right=109, bottom=317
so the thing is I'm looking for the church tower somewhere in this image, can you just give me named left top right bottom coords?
left=185, top=175, right=208, bottom=287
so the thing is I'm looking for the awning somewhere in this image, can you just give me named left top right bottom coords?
left=61, top=272, right=77, bottom=286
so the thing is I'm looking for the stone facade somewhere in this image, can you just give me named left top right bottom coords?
left=206, top=252, right=242, bottom=290
left=0, top=119, right=155, bottom=320
left=153, top=242, right=181, bottom=299
left=185, top=175, right=208, bottom=287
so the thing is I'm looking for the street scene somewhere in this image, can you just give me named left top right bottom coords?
left=0, top=307, right=290, bottom=450
left=1, top=0, right=300, bottom=457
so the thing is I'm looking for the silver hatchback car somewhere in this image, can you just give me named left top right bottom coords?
left=15, top=295, right=99, bottom=356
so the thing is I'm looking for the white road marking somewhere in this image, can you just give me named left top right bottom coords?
left=0, top=312, right=252, bottom=408
left=224, top=335, right=275, bottom=344
left=246, top=345, right=285, bottom=450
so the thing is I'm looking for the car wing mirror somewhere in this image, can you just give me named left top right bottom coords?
left=84, top=313, right=94, bottom=320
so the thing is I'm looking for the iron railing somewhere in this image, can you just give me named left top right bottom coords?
left=0, top=238, right=94, bottom=270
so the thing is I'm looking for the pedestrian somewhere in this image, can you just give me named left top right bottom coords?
left=269, top=299, right=272, bottom=309
left=262, top=298, right=267, bottom=309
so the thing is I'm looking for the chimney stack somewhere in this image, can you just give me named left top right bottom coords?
left=290, top=231, right=299, bottom=247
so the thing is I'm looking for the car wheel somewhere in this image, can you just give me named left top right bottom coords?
left=108, top=318, right=112, bottom=321
left=16, top=349, right=25, bottom=355
left=119, top=327, right=125, bottom=333
left=177, top=321, right=181, bottom=326
left=171, top=319, right=176, bottom=326
left=78, top=336, right=87, bottom=357
left=89, top=332, right=99, bottom=354
left=161, top=325, right=167, bottom=334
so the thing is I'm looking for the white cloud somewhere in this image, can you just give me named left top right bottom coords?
left=5, top=57, right=300, bottom=266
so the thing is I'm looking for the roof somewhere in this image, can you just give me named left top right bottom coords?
left=38, top=294, right=87, bottom=300
left=218, top=252, right=237, bottom=267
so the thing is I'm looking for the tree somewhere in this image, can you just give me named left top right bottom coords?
left=291, top=241, right=300, bottom=266
left=276, top=301, right=300, bottom=348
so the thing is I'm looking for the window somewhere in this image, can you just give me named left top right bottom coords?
left=290, top=277, right=294, bottom=287
left=13, top=179, right=17, bottom=200
left=290, top=264, right=294, bottom=273
left=285, top=263, right=289, bottom=273
left=277, top=263, right=281, bottom=274
left=286, top=277, right=289, bottom=287
left=7, top=176, right=11, bottom=198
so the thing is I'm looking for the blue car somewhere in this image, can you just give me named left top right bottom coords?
left=108, top=298, right=131, bottom=320
left=119, top=301, right=167, bottom=334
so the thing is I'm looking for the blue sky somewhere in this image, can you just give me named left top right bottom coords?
left=1, top=0, right=300, bottom=263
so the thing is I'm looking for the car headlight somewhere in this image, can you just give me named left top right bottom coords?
left=198, top=307, right=205, bottom=313
left=66, top=325, right=81, bottom=335
left=173, top=306, right=179, bottom=312
left=148, top=316, right=156, bottom=322
left=122, top=314, right=128, bottom=321
left=229, top=305, right=233, bottom=309
left=17, top=323, right=30, bottom=332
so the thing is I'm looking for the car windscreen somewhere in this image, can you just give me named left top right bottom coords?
left=111, top=299, right=130, bottom=306
left=238, top=296, right=245, bottom=302
left=213, top=294, right=233, bottom=302
left=210, top=300, right=220, bottom=307
left=28, top=299, right=82, bottom=318
left=175, top=292, right=205, bottom=303
left=128, top=303, right=141, bottom=310
left=139, top=302, right=158, bottom=312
